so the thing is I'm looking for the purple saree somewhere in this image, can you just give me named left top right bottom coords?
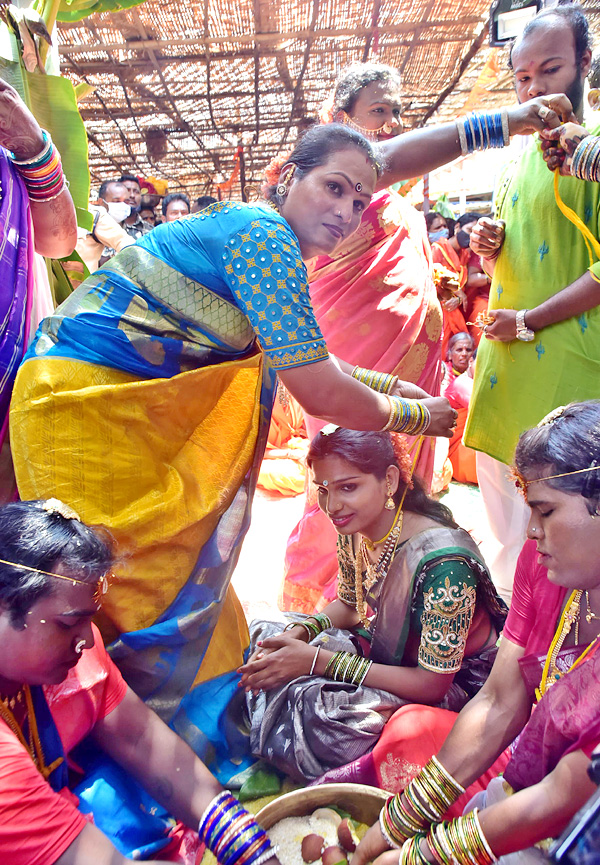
left=0, top=147, right=33, bottom=500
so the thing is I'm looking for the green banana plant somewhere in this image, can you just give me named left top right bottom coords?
left=0, top=0, right=151, bottom=301
left=57, top=0, right=147, bottom=24
left=0, top=1, right=91, bottom=228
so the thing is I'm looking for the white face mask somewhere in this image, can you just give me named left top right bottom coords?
left=106, top=201, right=131, bottom=223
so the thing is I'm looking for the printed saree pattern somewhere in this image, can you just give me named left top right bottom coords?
left=10, top=242, right=275, bottom=782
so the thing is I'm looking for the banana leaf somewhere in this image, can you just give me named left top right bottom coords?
left=0, top=57, right=92, bottom=229
left=57, top=0, right=147, bottom=23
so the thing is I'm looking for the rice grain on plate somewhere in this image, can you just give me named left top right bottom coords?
left=268, top=814, right=344, bottom=865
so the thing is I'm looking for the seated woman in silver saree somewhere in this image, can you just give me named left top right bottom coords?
left=238, top=428, right=506, bottom=781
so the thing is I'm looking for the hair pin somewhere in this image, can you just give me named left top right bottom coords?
left=511, top=463, right=600, bottom=494
left=320, top=424, right=339, bottom=436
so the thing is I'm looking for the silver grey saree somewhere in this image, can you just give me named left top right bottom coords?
left=245, top=526, right=507, bottom=781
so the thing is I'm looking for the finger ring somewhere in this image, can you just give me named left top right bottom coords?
left=482, top=325, right=488, bottom=334
left=538, top=105, right=550, bottom=120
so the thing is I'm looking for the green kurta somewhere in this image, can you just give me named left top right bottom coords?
left=464, top=124, right=600, bottom=465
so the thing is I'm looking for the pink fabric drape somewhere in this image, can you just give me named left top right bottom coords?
left=281, top=190, right=443, bottom=613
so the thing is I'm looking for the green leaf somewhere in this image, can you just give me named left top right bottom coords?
left=77, top=206, right=92, bottom=231
left=238, top=768, right=281, bottom=801
left=56, top=0, right=148, bottom=22
left=0, top=57, right=90, bottom=215
left=50, top=258, right=75, bottom=305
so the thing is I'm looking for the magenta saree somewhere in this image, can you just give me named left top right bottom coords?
left=281, top=189, right=443, bottom=613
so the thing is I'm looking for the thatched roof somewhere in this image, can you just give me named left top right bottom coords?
left=56, top=0, right=599, bottom=199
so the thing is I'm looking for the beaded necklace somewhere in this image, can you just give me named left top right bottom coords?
left=535, top=589, right=599, bottom=700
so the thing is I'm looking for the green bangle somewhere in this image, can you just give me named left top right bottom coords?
left=306, top=613, right=333, bottom=635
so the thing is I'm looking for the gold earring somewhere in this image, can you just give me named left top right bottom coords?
left=385, top=483, right=395, bottom=510
left=276, top=166, right=295, bottom=198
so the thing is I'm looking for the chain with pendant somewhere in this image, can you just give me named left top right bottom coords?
left=536, top=590, right=594, bottom=700
left=354, top=513, right=403, bottom=627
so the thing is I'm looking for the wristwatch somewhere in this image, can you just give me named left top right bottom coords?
left=515, top=309, right=535, bottom=342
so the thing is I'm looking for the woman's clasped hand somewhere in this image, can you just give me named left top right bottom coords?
left=239, top=631, right=316, bottom=693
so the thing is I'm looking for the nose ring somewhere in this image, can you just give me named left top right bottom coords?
left=75, top=639, right=87, bottom=654
left=530, top=527, right=537, bottom=535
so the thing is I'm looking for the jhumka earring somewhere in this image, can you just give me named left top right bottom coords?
left=385, top=483, right=395, bottom=510
left=276, top=166, right=295, bottom=198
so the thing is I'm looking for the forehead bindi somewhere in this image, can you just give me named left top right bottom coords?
left=314, top=474, right=361, bottom=486
left=326, top=168, right=373, bottom=198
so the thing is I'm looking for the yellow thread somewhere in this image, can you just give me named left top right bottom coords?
left=553, top=168, right=600, bottom=285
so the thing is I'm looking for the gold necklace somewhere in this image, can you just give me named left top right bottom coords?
left=364, top=501, right=404, bottom=551
left=354, top=510, right=403, bottom=627
left=536, top=590, right=583, bottom=699
left=586, top=590, right=600, bottom=623
left=0, top=685, right=55, bottom=778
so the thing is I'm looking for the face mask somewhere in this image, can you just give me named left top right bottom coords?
left=456, top=229, right=471, bottom=249
left=107, top=201, right=131, bottom=223
left=428, top=228, right=449, bottom=242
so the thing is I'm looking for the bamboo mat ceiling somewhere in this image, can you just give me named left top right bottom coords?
left=56, top=0, right=600, bottom=199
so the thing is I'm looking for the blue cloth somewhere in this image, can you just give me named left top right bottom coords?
left=29, top=686, right=68, bottom=793
left=28, top=202, right=327, bottom=376
left=74, top=743, right=179, bottom=860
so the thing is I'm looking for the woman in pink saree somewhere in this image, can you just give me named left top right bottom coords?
left=281, top=63, right=443, bottom=613
left=350, top=400, right=600, bottom=865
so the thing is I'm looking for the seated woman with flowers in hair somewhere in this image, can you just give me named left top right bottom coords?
left=238, top=428, right=506, bottom=782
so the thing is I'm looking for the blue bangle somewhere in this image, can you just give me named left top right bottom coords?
left=491, top=112, right=504, bottom=147
left=10, top=129, right=52, bottom=167
left=463, top=117, right=474, bottom=153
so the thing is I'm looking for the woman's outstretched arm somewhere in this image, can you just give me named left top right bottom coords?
left=279, top=357, right=455, bottom=437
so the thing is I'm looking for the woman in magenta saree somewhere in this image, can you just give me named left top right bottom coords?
left=281, top=63, right=442, bottom=613
left=349, top=401, right=600, bottom=865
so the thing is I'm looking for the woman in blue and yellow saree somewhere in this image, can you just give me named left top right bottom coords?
left=9, top=125, right=455, bottom=783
